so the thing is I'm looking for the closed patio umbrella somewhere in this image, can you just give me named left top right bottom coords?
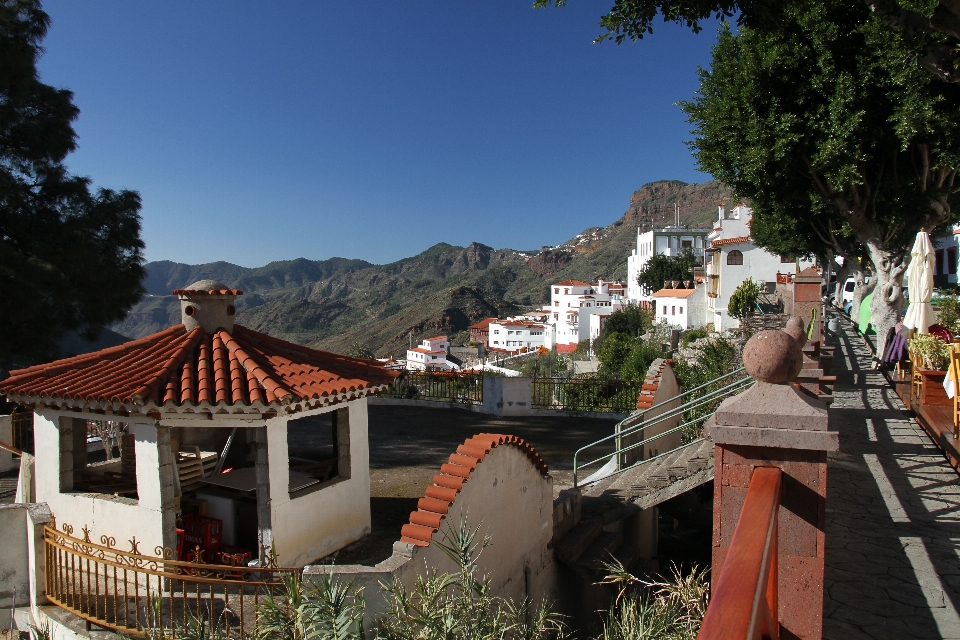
left=903, top=231, right=936, bottom=334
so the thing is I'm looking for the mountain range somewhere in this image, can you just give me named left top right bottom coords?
left=112, top=180, right=731, bottom=357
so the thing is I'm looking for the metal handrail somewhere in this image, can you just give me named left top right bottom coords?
left=614, top=367, right=747, bottom=433
left=572, top=370, right=753, bottom=486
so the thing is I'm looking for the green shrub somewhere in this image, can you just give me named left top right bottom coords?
left=728, top=279, right=763, bottom=320
left=936, top=295, right=960, bottom=335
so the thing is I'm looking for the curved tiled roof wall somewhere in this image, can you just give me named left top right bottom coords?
left=0, top=324, right=398, bottom=415
left=399, top=433, right=549, bottom=547
left=636, top=358, right=672, bottom=410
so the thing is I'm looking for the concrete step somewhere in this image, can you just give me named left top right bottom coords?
left=556, top=517, right=604, bottom=565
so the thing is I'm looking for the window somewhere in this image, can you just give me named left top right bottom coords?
left=564, top=289, right=569, bottom=294
left=950, top=247, right=958, bottom=275
left=554, top=288, right=559, bottom=293
left=493, top=330, right=499, bottom=334
left=936, top=250, right=945, bottom=275
left=672, top=306, right=676, bottom=315
left=555, top=301, right=559, bottom=307
left=679, top=307, right=683, bottom=314
left=780, top=255, right=794, bottom=263
left=663, top=306, right=667, bottom=315
left=727, top=250, right=744, bottom=265
left=287, top=407, right=351, bottom=497
left=682, top=240, right=692, bottom=249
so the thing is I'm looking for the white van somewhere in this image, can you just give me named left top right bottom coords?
left=841, top=278, right=857, bottom=306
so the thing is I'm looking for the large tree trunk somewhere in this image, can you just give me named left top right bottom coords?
left=866, top=242, right=907, bottom=361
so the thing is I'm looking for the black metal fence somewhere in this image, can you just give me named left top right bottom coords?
left=531, top=377, right=643, bottom=413
left=379, top=372, right=484, bottom=405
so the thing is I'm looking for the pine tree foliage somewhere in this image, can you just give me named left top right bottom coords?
left=0, top=0, right=146, bottom=371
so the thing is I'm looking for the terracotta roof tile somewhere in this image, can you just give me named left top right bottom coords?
left=652, top=288, right=697, bottom=298
left=710, top=235, right=751, bottom=246
left=400, top=433, right=549, bottom=547
left=172, top=288, right=243, bottom=296
left=554, top=280, right=591, bottom=287
left=0, top=323, right=398, bottom=415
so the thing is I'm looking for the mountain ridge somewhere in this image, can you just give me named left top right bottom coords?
left=113, top=180, right=732, bottom=356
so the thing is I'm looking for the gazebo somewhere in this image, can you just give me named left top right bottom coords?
left=0, top=280, right=397, bottom=567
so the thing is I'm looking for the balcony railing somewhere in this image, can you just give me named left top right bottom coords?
left=44, top=522, right=294, bottom=638
left=698, top=466, right=783, bottom=640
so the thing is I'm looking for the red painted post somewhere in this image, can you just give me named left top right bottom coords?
left=699, top=466, right=782, bottom=640
left=702, top=323, right=838, bottom=639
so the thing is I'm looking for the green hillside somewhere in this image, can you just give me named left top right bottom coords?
left=113, top=180, right=731, bottom=357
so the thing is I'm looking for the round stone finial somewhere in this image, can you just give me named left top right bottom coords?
left=784, top=316, right=807, bottom=348
left=742, top=329, right=803, bottom=383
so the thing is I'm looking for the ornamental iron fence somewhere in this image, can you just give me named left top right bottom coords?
left=44, top=521, right=294, bottom=638
left=530, top=377, right=643, bottom=414
left=379, top=371, right=483, bottom=405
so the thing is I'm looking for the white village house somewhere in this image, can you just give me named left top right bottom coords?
left=626, top=224, right=712, bottom=306
left=706, top=204, right=814, bottom=330
left=652, top=285, right=706, bottom=330
left=543, top=279, right=627, bottom=353
left=405, top=335, right=457, bottom=371
left=487, top=319, right=546, bottom=354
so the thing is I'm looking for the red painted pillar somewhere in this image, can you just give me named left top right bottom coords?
left=704, top=320, right=839, bottom=639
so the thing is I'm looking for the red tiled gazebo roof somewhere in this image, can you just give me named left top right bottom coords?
left=0, top=324, right=398, bottom=416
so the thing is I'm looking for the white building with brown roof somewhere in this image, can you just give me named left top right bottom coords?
left=653, top=285, right=705, bottom=329
left=0, top=280, right=398, bottom=569
left=406, top=335, right=456, bottom=371
left=706, top=204, right=814, bottom=330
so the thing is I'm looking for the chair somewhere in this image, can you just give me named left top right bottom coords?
left=910, top=348, right=924, bottom=401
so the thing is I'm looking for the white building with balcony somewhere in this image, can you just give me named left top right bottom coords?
left=406, top=335, right=456, bottom=371
left=705, top=204, right=814, bottom=330
left=544, top=279, right=627, bottom=353
left=626, top=225, right=712, bottom=305
left=488, top=320, right=546, bottom=354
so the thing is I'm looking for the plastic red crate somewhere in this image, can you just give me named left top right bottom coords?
left=175, top=528, right=185, bottom=560
left=219, top=545, right=253, bottom=567
left=181, top=514, right=223, bottom=551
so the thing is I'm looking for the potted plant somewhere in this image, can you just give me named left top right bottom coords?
left=908, top=333, right=950, bottom=371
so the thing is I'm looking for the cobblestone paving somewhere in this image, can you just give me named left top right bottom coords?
left=824, top=314, right=960, bottom=639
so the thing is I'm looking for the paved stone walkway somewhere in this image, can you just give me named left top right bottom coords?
left=824, top=313, right=960, bottom=639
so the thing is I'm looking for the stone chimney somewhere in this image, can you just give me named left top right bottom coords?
left=173, top=280, right=243, bottom=333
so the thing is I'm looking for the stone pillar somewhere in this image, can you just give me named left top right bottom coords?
left=251, top=426, right=272, bottom=561
left=130, top=423, right=179, bottom=551
left=704, top=321, right=839, bottom=640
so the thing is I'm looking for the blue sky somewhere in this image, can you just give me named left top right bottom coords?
left=38, top=1, right=720, bottom=267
